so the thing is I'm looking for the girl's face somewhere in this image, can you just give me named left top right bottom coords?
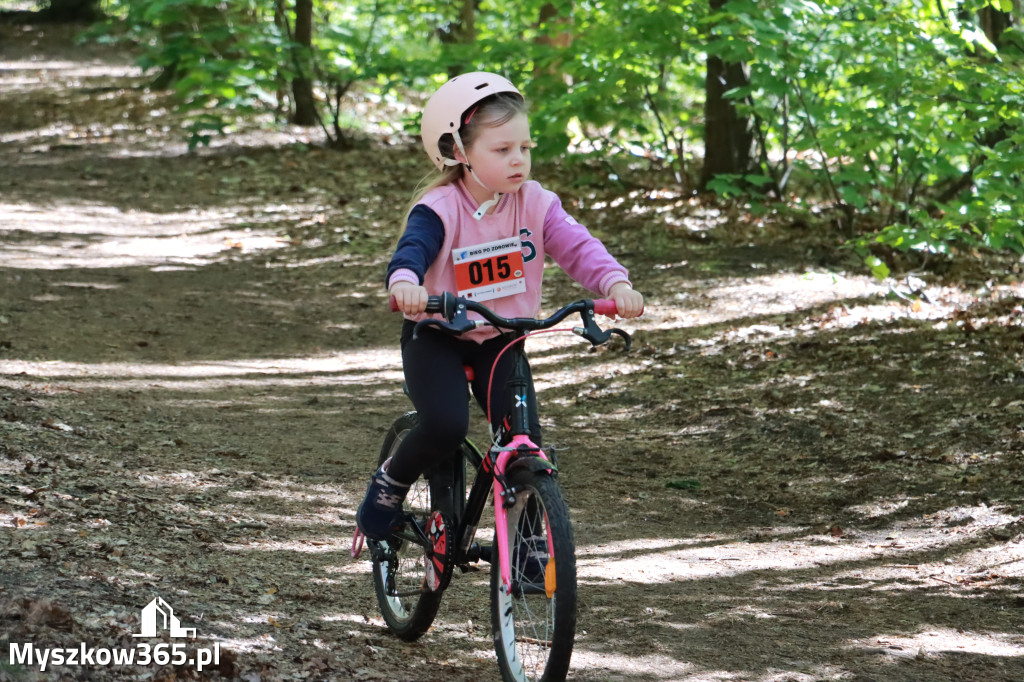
left=458, top=112, right=533, bottom=205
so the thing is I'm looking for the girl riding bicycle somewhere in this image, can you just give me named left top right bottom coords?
left=356, top=71, right=644, bottom=541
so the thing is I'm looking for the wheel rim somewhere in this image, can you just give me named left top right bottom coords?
left=375, top=431, right=433, bottom=623
left=496, top=486, right=556, bottom=681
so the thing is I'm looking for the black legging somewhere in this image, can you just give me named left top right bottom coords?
left=385, top=320, right=542, bottom=485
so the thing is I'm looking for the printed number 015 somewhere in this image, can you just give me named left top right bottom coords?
left=467, top=255, right=511, bottom=285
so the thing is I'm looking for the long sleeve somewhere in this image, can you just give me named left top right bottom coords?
left=542, top=197, right=630, bottom=297
left=385, top=205, right=445, bottom=289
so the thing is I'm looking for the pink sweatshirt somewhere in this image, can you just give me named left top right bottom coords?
left=389, top=179, right=630, bottom=342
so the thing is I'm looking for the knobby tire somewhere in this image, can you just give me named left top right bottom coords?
left=369, top=412, right=445, bottom=641
left=491, top=469, right=577, bottom=682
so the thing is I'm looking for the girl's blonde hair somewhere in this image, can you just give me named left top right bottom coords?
left=400, top=92, right=529, bottom=235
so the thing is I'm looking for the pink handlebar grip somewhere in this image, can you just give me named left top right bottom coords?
left=593, top=299, right=618, bottom=317
left=389, top=296, right=400, bottom=312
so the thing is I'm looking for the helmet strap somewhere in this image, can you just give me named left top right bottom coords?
left=452, top=129, right=502, bottom=220
left=471, top=186, right=502, bottom=219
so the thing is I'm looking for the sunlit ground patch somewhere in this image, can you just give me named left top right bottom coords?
left=0, top=201, right=289, bottom=269
left=850, top=627, right=1024, bottom=659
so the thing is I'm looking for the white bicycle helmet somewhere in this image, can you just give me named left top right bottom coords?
left=420, top=72, right=523, bottom=170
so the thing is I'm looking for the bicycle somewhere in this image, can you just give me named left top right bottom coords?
left=352, top=292, right=631, bottom=682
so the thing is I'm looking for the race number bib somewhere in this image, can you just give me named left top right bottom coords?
left=452, top=237, right=527, bottom=302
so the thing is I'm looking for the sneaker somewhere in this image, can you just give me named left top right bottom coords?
left=517, top=533, right=548, bottom=585
left=355, top=459, right=410, bottom=541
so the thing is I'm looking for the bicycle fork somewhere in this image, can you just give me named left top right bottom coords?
left=491, top=434, right=556, bottom=596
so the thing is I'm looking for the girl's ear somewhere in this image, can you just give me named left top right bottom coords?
left=453, top=147, right=469, bottom=164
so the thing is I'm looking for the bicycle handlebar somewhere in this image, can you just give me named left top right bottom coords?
left=389, top=292, right=631, bottom=350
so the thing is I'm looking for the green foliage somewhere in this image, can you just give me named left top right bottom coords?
left=88, top=0, right=1022, bottom=268
left=708, top=0, right=1023, bottom=264
left=511, top=0, right=704, bottom=183
left=96, top=0, right=289, bottom=147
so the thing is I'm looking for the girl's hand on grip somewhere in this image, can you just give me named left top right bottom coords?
left=608, top=282, right=644, bottom=319
left=390, top=282, right=429, bottom=315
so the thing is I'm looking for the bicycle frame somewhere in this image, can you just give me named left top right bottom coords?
left=358, top=294, right=631, bottom=596
left=490, top=433, right=553, bottom=592
left=355, top=294, right=633, bottom=679
left=451, top=347, right=554, bottom=595
left=359, top=343, right=553, bottom=598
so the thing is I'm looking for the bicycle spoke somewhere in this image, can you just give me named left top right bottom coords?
left=368, top=414, right=448, bottom=641
left=368, top=296, right=617, bottom=675
left=492, top=471, right=576, bottom=682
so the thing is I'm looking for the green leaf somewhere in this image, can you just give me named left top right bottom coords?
left=865, top=256, right=890, bottom=281
left=743, top=173, right=774, bottom=188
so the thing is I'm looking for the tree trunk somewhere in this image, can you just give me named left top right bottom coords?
left=976, top=2, right=1018, bottom=147
left=438, top=0, right=477, bottom=77
left=44, top=0, right=100, bottom=21
left=537, top=3, right=573, bottom=50
left=700, top=0, right=753, bottom=192
left=291, top=0, right=317, bottom=126
left=534, top=2, right=573, bottom=77
left=978, top=3, right=1014, bottom=47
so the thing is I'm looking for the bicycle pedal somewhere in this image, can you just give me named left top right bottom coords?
left=350, top=529, right=365, bottom=559
left=368, top=540, right=393, bottom=562
left=424, top=511, right=454, bottom=592
left=463, top=542, right=491, bottom=564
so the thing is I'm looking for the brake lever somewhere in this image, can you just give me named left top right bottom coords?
left=412, top=319, right=447, bottom=340
left=609, top=328, right=632, bottom=351
left=575, top=308, right=632, bottom=351
left=412, top=317, right=478, bottom=340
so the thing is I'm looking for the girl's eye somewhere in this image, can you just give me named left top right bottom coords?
left=494, top=144, right=531, bottom=153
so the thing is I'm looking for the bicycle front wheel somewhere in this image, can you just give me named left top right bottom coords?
left=491, top=470, right=577, bottom=682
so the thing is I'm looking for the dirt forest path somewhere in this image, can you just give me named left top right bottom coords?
left=2, top=21, right=1024, bottom=682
